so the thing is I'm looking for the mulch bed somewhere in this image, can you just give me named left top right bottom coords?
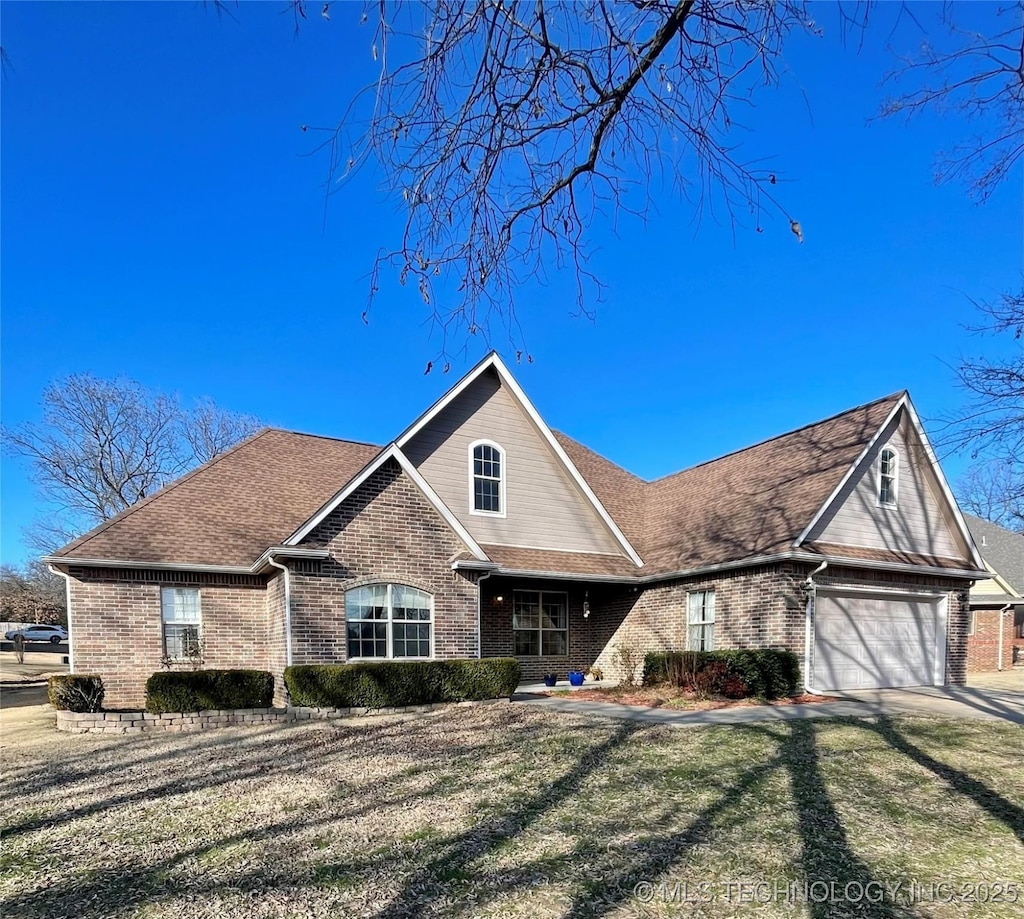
left=545, top=687, right=839, bottom=710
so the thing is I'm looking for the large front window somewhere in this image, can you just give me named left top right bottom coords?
left=345, top=584, right=433, bottom=659
left=687, top=590, right=715, bottom=651
left=161, top=587, right=202, bottom=660
left=513, top=590, right=568, bottom=656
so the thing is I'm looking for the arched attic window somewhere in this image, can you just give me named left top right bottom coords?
left=878, top=447, right=898, bottom=507
left=470, top=440, right=505, bottom=516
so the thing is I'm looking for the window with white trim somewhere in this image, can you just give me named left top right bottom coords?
left=345, top=584, right=433, bottom=659
left=878, top=447, right=898, bottom=506
left=471, top=441, right=504, bottom=514
left=687, top=590, right=715, bottom=651
left=161, top=587, right=202, bottom=660
left=512, top=590, right=568, bottom=656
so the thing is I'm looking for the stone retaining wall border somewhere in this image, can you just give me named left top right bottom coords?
left=56, top=699, right=511, bottom=735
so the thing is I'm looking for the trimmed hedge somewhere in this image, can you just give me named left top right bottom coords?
left=284, top=658, right=521, bottom=709
left=145, top=669, right=274, bottom=714
left=48, top=674, right=105, bottom=712
left=643, top=649, right=801, bottom=699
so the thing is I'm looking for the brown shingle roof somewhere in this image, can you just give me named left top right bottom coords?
left=805, top=542, right=977, bottom=572
left=54, top=430, right=381, bottom=568
left=480, top=544, right=641, bottom=578
left=640, top=393, right=905, bottom=573
left=553, top=431, right=647, bottom=553
left=55, top=391, right=945, bottom=579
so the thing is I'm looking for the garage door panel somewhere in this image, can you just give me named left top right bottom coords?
left=813, top=592, right=941, bottom=691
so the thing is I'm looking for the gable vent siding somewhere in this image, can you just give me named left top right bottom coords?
left=403, top=375, right=622, bottom=555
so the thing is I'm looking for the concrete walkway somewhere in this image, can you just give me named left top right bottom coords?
left=515, top=682, right=1024, bottom=727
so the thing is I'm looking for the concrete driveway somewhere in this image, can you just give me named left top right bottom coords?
left=829, top=683, right=1024, bottom=725
left=518, top=672, right=1024, bottom=728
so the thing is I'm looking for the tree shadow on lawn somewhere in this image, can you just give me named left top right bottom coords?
left=3, top=709, right=552, bottom=840
left=860, top=716, right=1024, bottom=845
left=8, top=714, right=1017, bottom=919
left=514, top=719, right=906, bottom=919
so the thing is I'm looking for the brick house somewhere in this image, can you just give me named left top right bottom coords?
left=47, top=353, right=986, bottom=707
left=963, top=514, right=1024, bottom=672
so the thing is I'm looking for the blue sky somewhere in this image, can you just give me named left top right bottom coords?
left=1, top=2, right=1020, bottom=565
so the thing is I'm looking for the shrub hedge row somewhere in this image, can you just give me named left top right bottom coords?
left=48, top=674, right=105, bottom=712
left=284, top=658, right=521, bottom=709
left=643, top=649, right=801, bottom=699
left=145, top=669, right=274, bottom=714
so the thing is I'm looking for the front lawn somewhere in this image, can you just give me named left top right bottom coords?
left=1, top=705, right=1021, bottom=918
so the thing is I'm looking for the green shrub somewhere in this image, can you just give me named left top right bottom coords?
left=145, top=669, right=274, bottom=714
left=284, top=658, right=521, bottom=709
left=642, top=649, right=800, bottom=699
left=48, top=674, right=105, bottom=712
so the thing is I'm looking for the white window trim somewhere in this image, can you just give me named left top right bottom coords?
left=345, top=583, right=435, bottom=662
left=686, top=589, right=715, bottom=652
left=468, top=439, right=507, bottom=519
left=160, top=587, right=202, bottom=661
left=877, top=446, right=899, bottom=508
left=512, top=589, right=569, bottom=657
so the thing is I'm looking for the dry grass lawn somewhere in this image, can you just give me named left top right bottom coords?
left=1, top=703, right=1022, bottom=918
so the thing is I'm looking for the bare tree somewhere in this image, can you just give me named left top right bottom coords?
left=3, top=374, right=263, bottom=550
left=956, top=459, right=1024, bottom=532
left=0, top=562, right=67, bottom=625
left=313, top=0, right=818, bottom=363
left=938, top=288, right=1024, bottom=506
left=879, top=1, right=1023, bottom=201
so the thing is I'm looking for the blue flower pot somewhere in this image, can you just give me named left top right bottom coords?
left=542, top=674, right=558, bottom=687
left=568, top=671, right=585, bottom=687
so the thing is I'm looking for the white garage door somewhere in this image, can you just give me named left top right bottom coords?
left=812, top=591, right=945, bottom=691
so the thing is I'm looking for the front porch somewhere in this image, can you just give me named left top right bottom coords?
left=479, top=575, right=649, bottom=683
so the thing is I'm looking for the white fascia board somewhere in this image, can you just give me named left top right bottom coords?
left=252, top=546, right=331, bottom=572
left=395, top=351, right=644, bottom=568
left=396, top=351, right=500, bottom=447
left=43, top=556, right=256, bottom=575
left=793, top=396, right=907, bottom=548
left=283, top=444, right=489, bottom=562
left=899, top=396, right=987, bottom=571
left=453, top=547, right=986, bottom=584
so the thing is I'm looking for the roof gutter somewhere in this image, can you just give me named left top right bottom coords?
left=43, top=547, right=331, bottom=577
left=451, top=549, right=987, bottom=585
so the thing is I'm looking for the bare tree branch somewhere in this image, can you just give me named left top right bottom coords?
left=310, top=0, right=816, bottom=365
left=2, top=374, right=263, bottom=549
left=879, top=1, right=1024, bottom=200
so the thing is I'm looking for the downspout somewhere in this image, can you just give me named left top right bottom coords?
left=998, top=603, right=1012, bottom=671
left=802, top=560, right=828, bottom=693
left=476, top=570, right=492, bottom=659
left=266, top=557, right=293, bottom=668
left=48, top=565, right=74, bottom=672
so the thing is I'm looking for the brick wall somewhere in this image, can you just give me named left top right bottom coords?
left=479, top=578, right=608, bottom=681
left=967, top=606, right=1019, bottom=672
left=587, top=564, right=809, bottom=683
left=291, top=459, right=479, bottom=665
left=67, top=567, right=267, bottom=708
left=480, top=566, right=807, bottom=684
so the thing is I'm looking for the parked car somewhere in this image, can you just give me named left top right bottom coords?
left=5, top=625, right=68, bottom=644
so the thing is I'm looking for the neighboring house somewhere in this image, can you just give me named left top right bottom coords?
left=46, top=353, right=987, bottom=707
left=963, top=514, right=1024, bottom=671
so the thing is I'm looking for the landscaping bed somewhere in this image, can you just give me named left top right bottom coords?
left=545, top=685, right=839, bottom=710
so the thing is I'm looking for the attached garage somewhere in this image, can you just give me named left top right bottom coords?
left=812, top=589, right=947, bottom=691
